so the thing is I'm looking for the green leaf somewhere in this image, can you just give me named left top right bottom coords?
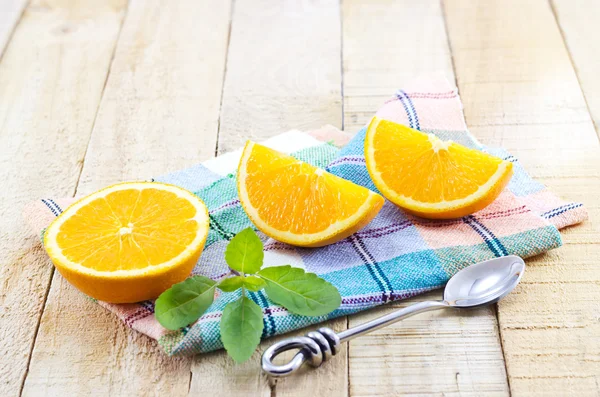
left=218, top=276, right=244, bottom=292
left=243, top=276, right=266, bottom=292
left=220, top=296, right=264, bottom=363
left=218, top=275, right=266, bottom=293
left=258, top=265, right=341, bottom=316
left=155, top=276, right=217, bottom=330
left=225, top=228, right=264, bottom=274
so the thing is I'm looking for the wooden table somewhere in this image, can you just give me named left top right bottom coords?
left=1, top=0, right=598, bottom=396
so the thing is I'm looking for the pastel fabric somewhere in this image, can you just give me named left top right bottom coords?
left=25, top=77, right=587, bottom=356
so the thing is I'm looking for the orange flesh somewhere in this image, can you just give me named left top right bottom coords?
left=371, top=120, right=503, bottom=202
left=56, top=188, right=198, bottom=271
left=244, top=144, right=371, bottom=234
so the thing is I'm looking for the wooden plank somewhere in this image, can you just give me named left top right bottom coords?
left=0, top=0, right=27, bottom=58
left=551, top=0, right=600, bottom=135
left=550, top=0, right=600, bottom=133
left=215, top=0, right=342, bottom=153
left=0, top=1, right=126, bottom=395
left=21, top=0, right=232, bottom=395
left=343, top=0, right=454, bottom=132
left=343, top=1, right=509, bottom=395
left=443, top=0, right=600, bottom=395
left=189, top=0, right=346, bottom=396
left=349, top=293, right=509, bottom=396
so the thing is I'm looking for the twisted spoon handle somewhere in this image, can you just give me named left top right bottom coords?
left=261, top=300, right=448, bottom=377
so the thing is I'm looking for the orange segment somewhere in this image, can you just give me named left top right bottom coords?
left=365, top=117, right=513, bottom=219
left=237, top=142, right=385, bottom=247
left=44, top=182, right=209, bottom=303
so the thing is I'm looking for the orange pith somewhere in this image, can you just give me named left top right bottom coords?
left=365, top=117, right=513, bottom=219
left=44, top=182, right=209, bottom=303
left=237, top=142, right=384, bottom=247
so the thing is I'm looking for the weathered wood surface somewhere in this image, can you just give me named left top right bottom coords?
left=0, top=1, right=126, bottom=395
left=551, top=0, right=600, bottom=133
left=0, top=0, right=27, bottom=58
left=1, top=0, right=598, bottom=395
left=216, top=0, right=343, bottom=154
left=21, top=0, right=231, bottom=396
left=444, top=0, right=600, bottom=395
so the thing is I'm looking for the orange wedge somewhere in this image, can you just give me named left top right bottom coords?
left=43, top=182, right=209, bottom=303
left=237, top=142, right=384, bottom=247
left=365, top=117, right=513, bottom=219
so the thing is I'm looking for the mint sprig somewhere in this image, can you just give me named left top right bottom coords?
left=154, top=227, right=342, bottom=362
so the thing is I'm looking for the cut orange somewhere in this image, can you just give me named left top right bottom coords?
left=237, top=142, right=384, bottom=247
left=365, top=117, right=513, bottom=219
left=43, top=182, right=209, bottom=303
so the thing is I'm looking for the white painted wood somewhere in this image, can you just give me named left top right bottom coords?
left=0, top=0, right=27, bottom=58
left=0, top=1, right=126, bottom=395
left=444, top=0, right=600, bottom=395
left=216, top=0, right=342, bottom=154
left=349, top=292, right=509, bottom=396
left=189, top=0, right=347, bottom=396
left=21, top=0, right=232, bottom=396
left=343, top=1, right=509, bottom=395
left=343, top=0, right=454, bottom=132
left=551, top=0, right=600, bottom=134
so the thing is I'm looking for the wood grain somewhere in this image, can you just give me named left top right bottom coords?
left=443, top=0, right=600, bottom=395
left=215, top=0, right=342, bottom=153
left=349, top=292, right=509, bottom=396
left=343, top=1, right=509, bottom=395
left=342, top=0, right=454, bottom=131
left=0, top=1, right=126, bottom=395
left=189, top=0, right=346, bottom=396
left=0, top=0, right=27, bottom=58
left=551, top=0, right=600, bottom=134
left=21, top=0, right=232, bottom=395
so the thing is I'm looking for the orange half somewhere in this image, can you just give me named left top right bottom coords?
left=43, top=182, right=209, bottom=303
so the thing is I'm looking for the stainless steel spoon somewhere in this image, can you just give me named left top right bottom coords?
left=262, top=255, right=525, bottom=377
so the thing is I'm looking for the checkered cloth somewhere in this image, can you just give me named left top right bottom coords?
left=25, top=77, right=587, bottom=356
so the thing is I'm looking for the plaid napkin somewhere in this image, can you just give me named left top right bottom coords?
left=25, top=77, right=587, bottom=356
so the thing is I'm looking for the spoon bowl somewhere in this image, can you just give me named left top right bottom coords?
left=444, top=255, right=525, bottom=308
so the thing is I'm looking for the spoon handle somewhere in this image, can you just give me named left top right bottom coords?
left=261, top=300, right=448, bottom=377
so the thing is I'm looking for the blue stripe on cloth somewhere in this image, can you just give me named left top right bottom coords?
left=41, top=199, right=61, bottom=216
left=463, top=215, right=508, bottom=257
left=48, top=199, right=63, bottom=213
left=396, top=90, right=420, bottom=130
left=353, top=234, right=394, bottom=299
left=541, top=203, right=583, bottom=219
left=349, top=235, right=392, bottom=302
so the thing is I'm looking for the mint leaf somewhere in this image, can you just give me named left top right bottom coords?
left=218, top=275, right=266, bottom=293
left=218, top=276, right=244, bottom=292
left=258, top=265, right=341, bottom=316
left=220, top=296, right=264, bottom=363
left=225, top=228, right=264, bottom=274
left=155, top=276, right=217, bottom=330
left=243, top=276, right=266, bottom=292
